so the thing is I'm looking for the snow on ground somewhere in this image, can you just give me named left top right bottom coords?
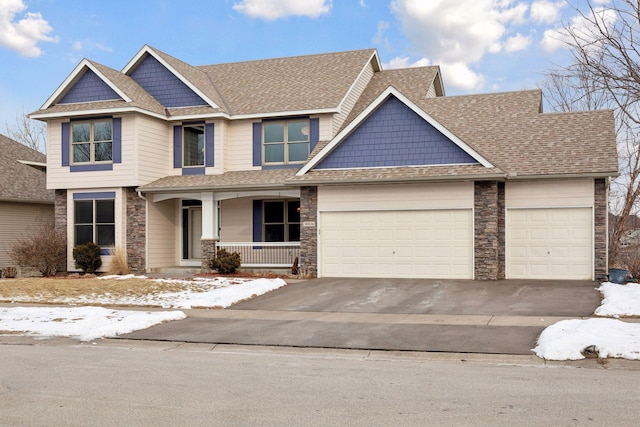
left=0, top=306, right=186, bottom=341
left=0, top=276, right=287, bottom=341
left=92, top=276, right=288, bottom=309
left=1, top=275, right=639, bottom=359
left=533, top=282, right=640, bottom=360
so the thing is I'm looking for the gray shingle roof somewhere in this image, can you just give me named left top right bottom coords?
left=138, top=169, right=297, bottom=192
left=0, top=134, right=53, bottom=203
left=197, top=49, right=377, bottom=115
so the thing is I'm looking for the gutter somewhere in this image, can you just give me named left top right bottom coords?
left=283, top=173, right=508, bottom=186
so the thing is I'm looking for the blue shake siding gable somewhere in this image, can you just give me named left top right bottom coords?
left=59, top=70, right=121, bottom=104
left=129, top=54, right=208, bottom=108
left=316, top=96, right=477, bottom=169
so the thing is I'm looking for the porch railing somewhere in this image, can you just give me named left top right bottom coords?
left=216, top=242, right=300, bottom=268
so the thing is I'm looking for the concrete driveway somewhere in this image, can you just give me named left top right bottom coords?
left=121, top=278, right=602, bottom=355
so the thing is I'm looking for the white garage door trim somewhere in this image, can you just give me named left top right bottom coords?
left=506, top=207, right=593, bottom=280
left=319, top=209, right=473, bottom=279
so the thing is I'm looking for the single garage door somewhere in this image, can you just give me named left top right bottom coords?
left=507, top=207, right=592, bottom=280
left=319, top=209, right=473, bottom=279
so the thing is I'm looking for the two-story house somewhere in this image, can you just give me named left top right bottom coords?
left=30, top=45, right=618, bottom=281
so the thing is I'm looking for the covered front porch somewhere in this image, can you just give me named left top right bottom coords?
left=145, top=188, right=301, bottom=273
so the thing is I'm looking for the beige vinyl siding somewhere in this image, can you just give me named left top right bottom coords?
left=210, top=119, right=225, bottom=175
left=426, top=83, right=437, bottom=98
left=315, top=114, right=334, bottom=142
left=333, top=62, right=375, bottom=137
left=220, top=198, right=253, bottom=242
left=46, top=120, right=64, bottom=190
left=147, top=198, right=178, bottom=269
left=506, top=179, right=594, bottom=208
left=47, top=118, right=138, bottom=190
left=135, top=115, right=173, bottom=184
left=225, top=120, right=256, bottom=172
left=0, top=201, right=54, bottom=270
left=318, top=182, right=474, bottom=212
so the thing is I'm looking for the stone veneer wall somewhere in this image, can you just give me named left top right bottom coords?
left=299, top=186, right=318, bottom=277
left=54, top=189, right=68, bottom=272
left=201, top=239, right=217, bottom=272
left=594, top=178, right=608, bottom=282
left=474, top=181, right=505, bottom=280
left=125, top=187, right=146, bottom=273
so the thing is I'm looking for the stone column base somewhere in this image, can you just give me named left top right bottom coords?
left=201, top=239, right=218, bottom=272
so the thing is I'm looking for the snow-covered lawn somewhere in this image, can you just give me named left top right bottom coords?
left=533, top=282, right=640, bottom=361
left=0, top=275, right=287, bottom=341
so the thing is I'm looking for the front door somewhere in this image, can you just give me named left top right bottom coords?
left=182, top=204, right=202, bottom=261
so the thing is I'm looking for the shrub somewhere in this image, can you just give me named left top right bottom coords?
left=73, top=242, right=102, bottom=274
left=8, top=222, right=67, bottom=276
left=209, top=248, right=241, bottom=274
left=107, top=247, right=130, bottom=275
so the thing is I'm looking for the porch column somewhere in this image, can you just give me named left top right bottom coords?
left=299, top=186, right=318, bottom=277
left=200, top=192, right=219, bottom=271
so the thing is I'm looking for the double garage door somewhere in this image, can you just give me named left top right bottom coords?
left=320, top=209, right=473, bottom=279
left=319, top=207, right=593, bottom=280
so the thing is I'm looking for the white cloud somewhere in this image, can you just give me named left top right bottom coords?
left=391, top=0, right=531, bottom=64
left=504, top=32, right=531, bottom=52
left=373, top=20, right=390, bottom=49
left=0, top=0, right=58, bottom=57
left=439, top=61, right=486, bottom=91
left=390, top=0, right=532, bottom=91
left=530, top=0, right=565, bottom=24
left=233, top=0, right=332, bottom=20
left=540, top=5, right=617, bottom=53
left=383, top=56, right=431, bottom=69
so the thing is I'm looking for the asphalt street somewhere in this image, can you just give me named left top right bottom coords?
left=1, top=338, right=639, bottom=426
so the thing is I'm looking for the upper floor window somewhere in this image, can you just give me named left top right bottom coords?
left=183, top=124, right=204, bottom=167
left=263, top=120, right=309, bottom=165
left=72, top=120, right=112, bottom=164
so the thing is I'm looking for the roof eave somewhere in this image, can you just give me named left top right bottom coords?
left=137, top=183, right=292, bottom=194
left=507, top=171, right=620, bottom=180
left=284, top=173, right=507, bottom=186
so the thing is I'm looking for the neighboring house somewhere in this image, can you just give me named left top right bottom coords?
left=30, top=46, right=618, bottom=280
left=0, top=134, right=54, bottom=272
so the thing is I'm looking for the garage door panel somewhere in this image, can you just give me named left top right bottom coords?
left=507, top=208, right=592, bottom=280
left=320, top=210, right=472, bottom=279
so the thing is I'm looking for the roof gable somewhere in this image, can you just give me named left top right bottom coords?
left=298, top=87, right=493, bottom=176
left=59, top=69, right=122, bottom=104
left=128, top=53, right=208, bottom=108
left=40, top=59, right=132, bottom=109
left=123, top=46, right=220, bottom=110
left=315, top=95, right=477, bottom=169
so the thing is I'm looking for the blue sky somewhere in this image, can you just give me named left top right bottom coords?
left=0, top=0, right=608, bottom=131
